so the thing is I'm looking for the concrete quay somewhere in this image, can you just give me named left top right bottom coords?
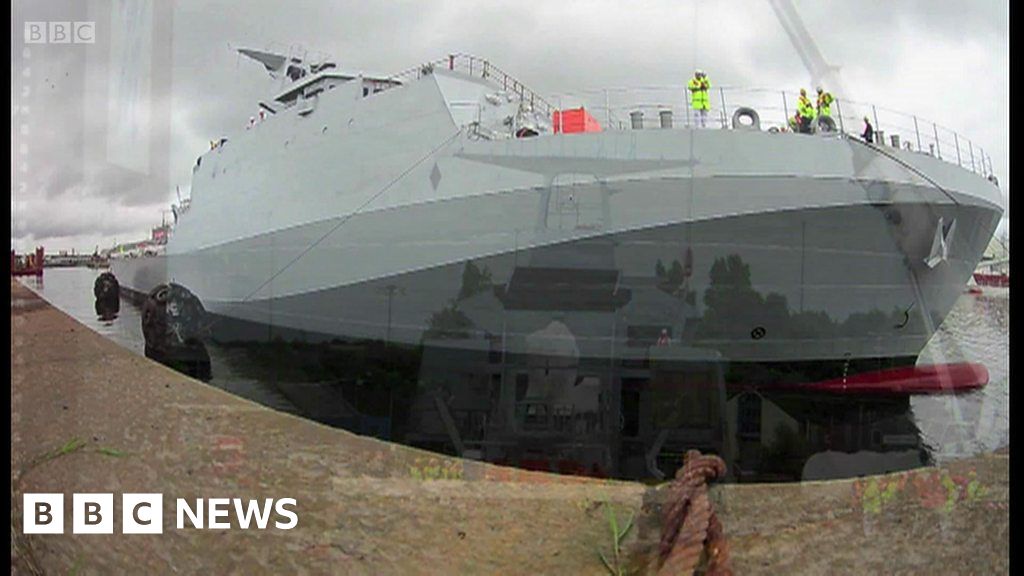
left=11, top=279, right=1008, bottom=574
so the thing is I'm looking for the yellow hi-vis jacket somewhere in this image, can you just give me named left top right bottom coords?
left=689, top=76, right=711, bottom=110
left=797, top=95, right=816, bottom=119
left=817, top=91, right=834, bottom=117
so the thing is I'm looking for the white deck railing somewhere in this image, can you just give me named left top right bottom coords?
left=388, top=56, right=995, bottom=181
left=546, top=85, right=996, bottom=180
left=388, top=53, right=556, bottom=116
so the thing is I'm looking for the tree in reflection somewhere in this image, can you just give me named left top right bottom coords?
left=457, top=261, right=494, bottom=301
left=697, top=255, right=781, bottom=339
left=696, top=254, right=916, bottom=342
left=424, top=303, right=475, bottom=340
left=424, top=261, right=490, bottom=340
left=654, top=258, right=696, bottom=306
left=694, top=254, right=920, bottom=383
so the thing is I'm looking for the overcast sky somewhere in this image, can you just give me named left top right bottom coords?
left=11, top=0, right=1009, bottom=253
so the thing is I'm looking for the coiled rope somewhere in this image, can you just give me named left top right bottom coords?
left=656, top=450, right=732, bottom=576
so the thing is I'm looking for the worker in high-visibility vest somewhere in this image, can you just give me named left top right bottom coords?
left=816, top=87, right=833, bottom=118
left=797, top=88, right=816, bottom=134
left=688, top=69, right=711, bottom=128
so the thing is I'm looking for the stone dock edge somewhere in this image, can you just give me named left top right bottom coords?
left=10, top=279, right=1009, bottom=574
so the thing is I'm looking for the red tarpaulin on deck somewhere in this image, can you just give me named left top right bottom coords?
left=552, top=108, right=602, bottom=134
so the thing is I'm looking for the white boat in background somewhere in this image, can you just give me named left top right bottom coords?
left=971, top=234, right=1009, bottom=288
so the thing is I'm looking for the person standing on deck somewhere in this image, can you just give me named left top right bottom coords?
left=816, top=87, right=834, bottom=118
left=816, top=87, right=835, bottom=132
left=688, top=69, right=711, bottom=128
left=797, top=89, right=816, bottom=134
left=862, top=116, right=875, bottom=143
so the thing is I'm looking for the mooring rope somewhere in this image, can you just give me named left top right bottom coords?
left=656, top=450, right=732, bottom=576
left=847, top=135, right=961, bottom=207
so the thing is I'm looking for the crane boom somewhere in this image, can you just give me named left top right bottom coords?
left=767, top=0, right=848, bottom=101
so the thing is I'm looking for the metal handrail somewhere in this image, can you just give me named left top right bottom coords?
left=384, top=60, right=994, bottom=180
left=543, top=85, right=995, bottom=179
left=387, top=53, right=555, bottom=116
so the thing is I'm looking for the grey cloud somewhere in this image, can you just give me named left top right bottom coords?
left=11, top=188, right=165, bottom=242
left=11, top=0, right=1009, bottom=251
left=801, top=1, right=1006, bottom=40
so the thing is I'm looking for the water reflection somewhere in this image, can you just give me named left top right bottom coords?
left=137, top=244, right=953, bottom=481
left=912, top=288, right=1010, bottom=461
left=192, top=326, right=931, bottom=483
left=21, top=267, right=1006, bottom=483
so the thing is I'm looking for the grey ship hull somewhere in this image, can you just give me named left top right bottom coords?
left=111, top=67, right=1002, bottom=365
left=113, top=172, right=1000, bottom=366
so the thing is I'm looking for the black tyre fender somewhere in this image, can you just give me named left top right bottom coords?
left=731, top=107, right=761, bottom=131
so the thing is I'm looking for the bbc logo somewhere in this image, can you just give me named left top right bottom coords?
left=24, top=493, right=162, bottom=534
left=24, top=22, right=96, bottom=44
left=23, top=494, right=299, bottom=533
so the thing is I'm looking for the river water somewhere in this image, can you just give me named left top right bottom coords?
left=18, top=267, right=1009, bottom=481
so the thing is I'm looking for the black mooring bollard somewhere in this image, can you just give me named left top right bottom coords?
left=94, top=272, right=121, bottom=320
